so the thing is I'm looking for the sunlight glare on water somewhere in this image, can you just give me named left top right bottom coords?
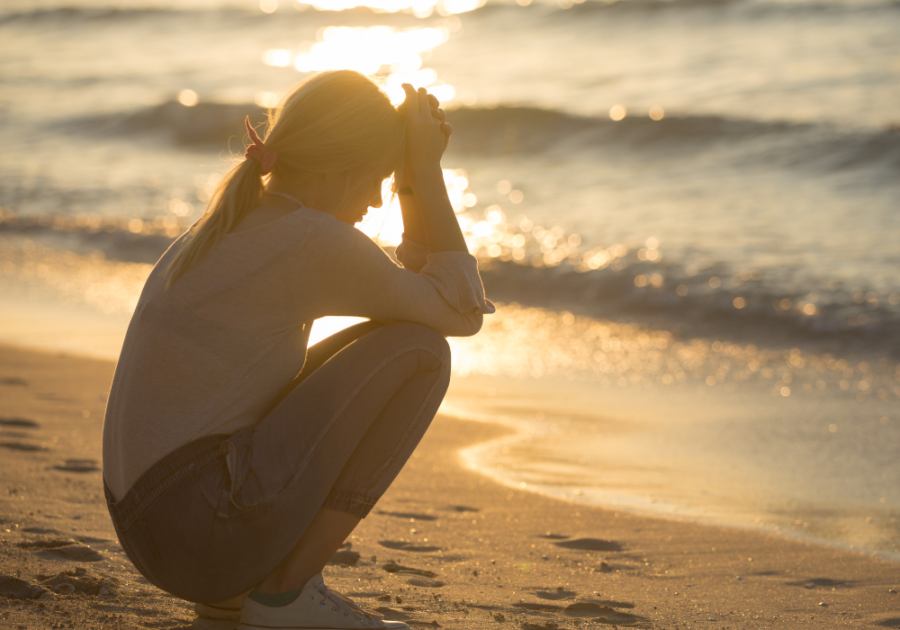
left=262, top=25, right=456, bottom=104
left=357, top=168, right=472, bottom=245
left=294, top=0, right=483, bottom=17
left=449, top=303, right=900, bottom=404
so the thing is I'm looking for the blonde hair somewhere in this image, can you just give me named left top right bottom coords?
left=165, top=70, right=405, bottom=288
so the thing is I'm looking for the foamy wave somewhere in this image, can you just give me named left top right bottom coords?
left=478, top=257, right=900, bottom=357
left=72, top=102, right=267, bottom=147
left=0, top=212, right=183, bottom=264
left=3, top=209, right=899, bottom=356
left=63, top=101, right=900, bottom=175
left=2, top=0, right=896, bottom=24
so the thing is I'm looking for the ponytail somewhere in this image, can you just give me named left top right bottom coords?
left=164, top=159, right=264, bottom=288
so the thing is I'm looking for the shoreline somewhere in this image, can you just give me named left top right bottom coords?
left=1, top=342, right=899, bottom=628
left=441, top=373, right=900, bottom=566
left=460, top=428, right=900, bottom=566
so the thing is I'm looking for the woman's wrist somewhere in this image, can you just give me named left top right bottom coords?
left=407, top=164, right=445, bottom=191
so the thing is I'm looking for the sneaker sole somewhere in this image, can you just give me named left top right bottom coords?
left=195, top=602, right=242, bottom=620
left=239, top=622, right=410, bottom=630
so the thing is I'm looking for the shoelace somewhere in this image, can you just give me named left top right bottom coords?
left=313, top=582, right=383, bottom=627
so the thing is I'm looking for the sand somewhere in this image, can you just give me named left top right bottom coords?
left=1, top=343, right=898, bottom=629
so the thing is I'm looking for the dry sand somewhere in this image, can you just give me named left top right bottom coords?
left=1, top=343, right=898, bottom=629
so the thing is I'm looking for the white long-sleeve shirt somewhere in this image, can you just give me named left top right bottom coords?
left=102, top=205, right=494, bottom=500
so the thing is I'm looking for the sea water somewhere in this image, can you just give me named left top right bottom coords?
left=0, top=0, right=898, bottom=558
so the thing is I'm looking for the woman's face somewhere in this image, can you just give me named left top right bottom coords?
left=334, top=174, right=390, bottom=226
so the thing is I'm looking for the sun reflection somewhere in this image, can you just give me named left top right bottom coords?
left=294, top=0, right=483, bottom=16
left=255, top=91, right=281, bottom=108
left=448, top=304, right=899, bottom=404
left=271, top=26, right=455, bottom=103
left=177, top=89, right=199, bottom=107
left=357, top=168, right=471, bottom=245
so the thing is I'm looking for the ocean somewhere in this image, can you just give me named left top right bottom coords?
left=1, top=0, right=898, bottom=559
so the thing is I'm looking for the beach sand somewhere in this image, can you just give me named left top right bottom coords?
left=1, top=343, right=898, bottom=629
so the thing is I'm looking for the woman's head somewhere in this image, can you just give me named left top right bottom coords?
left=165, top=70, right=405, bottom=287
left=266, top=71, right=404, bottom=193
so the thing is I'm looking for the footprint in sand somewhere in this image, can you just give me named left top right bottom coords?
left=53, top=458, right=101, bottom=473
left=0, top=575, right=45, bottom=600
left=16, top=539, right=103, bottom=562
left=1, top=441, right=47, bottom=452
left=41, top=544, right=104, bottom=562
left=553, top=538, right=622, bottom=552
left=537, top=533, right=569, bottom=540
left=514, top=603, right=562, bottom=612
left=787, top=577, right=853, bottom=589
left=534, top=588, right=577, bottom=600
left=406, top=578, right=445, bottom=588
left=381, top=561, right=437, bottom=578
left=564, top=602, right=644, bottom=625
left=588, top=599, right=635, bottom=610
left=379, top=540, right=442, bottom=553
left=0, top=417, right=39, bottom=428
left=448, top=505, right=479, bottom=513
left=376, top=511, right=438, bottom=522
left=38, top=568, right=117, bottom=596
left=0, top=431, right=34, bottom=440
left=329, top=550, right=361, bottom=566
left=34, top=393, right=75, bottom=402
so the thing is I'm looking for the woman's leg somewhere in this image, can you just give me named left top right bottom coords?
left=255, top=507, right=359, bottom=593
left=200, top=321, right=450, bottom=600
left=264, top=321, right=385, bottom=416
left=206, top=322, right=384, bottom=609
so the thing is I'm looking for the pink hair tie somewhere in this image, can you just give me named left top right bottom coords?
left=244, top=116, right=277, bottom=175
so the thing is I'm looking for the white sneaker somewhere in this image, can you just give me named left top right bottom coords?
left=238, top=573, right=409, bottom=630
left=195, top=601, right=243, bottom=620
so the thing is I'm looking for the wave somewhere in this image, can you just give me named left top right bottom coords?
left=448, top=105, right=809, bottom=148
left=3, top=211, right=898, bottom=357
left=0, top=3, right=411, bottom=25
left=73, top=101, right=268, bottom=147
left=478, top=257, right=900, bottom=359
left=540, top=0, right=900, bottom=17
left=2, top=0, right=896, bottom=25
left=66, top=100, right=900, bottom=174
left=0, top=213, right=176, bottom=265
left=452, top=107, right=900, bottom=174
left=0, top=6, right=178, bottom=24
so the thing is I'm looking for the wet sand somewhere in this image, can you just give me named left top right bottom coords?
left=1, top=343, right=898, bottom=629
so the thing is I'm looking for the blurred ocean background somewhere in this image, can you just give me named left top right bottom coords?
left=1, top=0, right=898, bottom=558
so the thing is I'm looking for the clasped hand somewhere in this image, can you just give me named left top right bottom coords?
left=396, top=84, right=452, bottom=189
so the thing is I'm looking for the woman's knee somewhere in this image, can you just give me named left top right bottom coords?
left=381, top=322, right=451, bottom=370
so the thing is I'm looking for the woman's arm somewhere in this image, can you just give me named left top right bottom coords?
left=397, top=189, right=429, bottom=249
left=401, top=85, right=468, bottom=255
left=303, top=220, right=491, bottom=337
left=395, top=90, right=452, bottom=252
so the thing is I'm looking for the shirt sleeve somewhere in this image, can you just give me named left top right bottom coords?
left=394, top=233, right=430, bottom=273
left=300, top=218, right=495, bottom=337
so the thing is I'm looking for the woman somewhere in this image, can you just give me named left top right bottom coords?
left=101, top=70, right=494, bottom=630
